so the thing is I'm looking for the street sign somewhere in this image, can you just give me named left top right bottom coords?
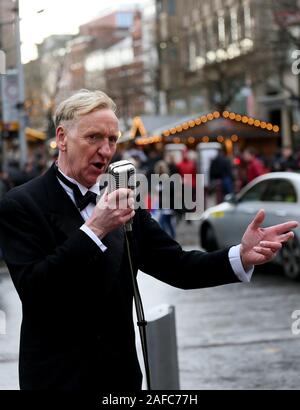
left=0, top=69, right=19, bottom=123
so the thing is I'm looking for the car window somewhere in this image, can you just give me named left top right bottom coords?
left=261, top=179, right=297, bottom=203
left=239, top=180, right=270, bottom=202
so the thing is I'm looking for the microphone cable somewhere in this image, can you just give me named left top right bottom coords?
left=124, top=228, right=151, bottom=391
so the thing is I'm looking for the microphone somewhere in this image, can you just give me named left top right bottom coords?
left=107, top=160, right=136, bottom=231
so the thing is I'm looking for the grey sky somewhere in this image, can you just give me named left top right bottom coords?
left=19, top=0, right=146, bottom=62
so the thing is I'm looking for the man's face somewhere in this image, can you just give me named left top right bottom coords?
left=57, top=108, right=119, bottom=187
left=283, top=148, right=292, bottom=158
left=243, top=151, right=251, bottom=162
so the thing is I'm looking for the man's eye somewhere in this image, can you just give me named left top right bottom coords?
left=88, top=135, right=98, bottom=141
left=109, top=136, right=118, bottom=143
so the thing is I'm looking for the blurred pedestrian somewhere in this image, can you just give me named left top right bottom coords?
left=177, top=149, right=197, bottom=218
left=154, top=160, right=176, bottom=239
left=7, top=160, right=24, bottom=187
left=144, top=148, right=162, bottom=185
left=165, top=152, right=179, bottom=176
left=177, top=148, right=197, bottom=195
left=0, top=165, right=12, bottom=200
left=209, top=149, right=234, bottom=203
left=272, top=146, right=298, bottom=172
left=21, top=159, right=40, bottom=183
left=243, top=147, right=267, bottom=183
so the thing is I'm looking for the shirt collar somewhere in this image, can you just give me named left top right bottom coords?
left=57, top=167, right=99, bottom=195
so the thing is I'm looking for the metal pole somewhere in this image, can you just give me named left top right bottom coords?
left=14, top=0, right=27, bottom=169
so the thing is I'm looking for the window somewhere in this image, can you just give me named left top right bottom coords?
left=189, top=41, right=197, bottom=71
left=238, top=1, right=246, bottom=40
left=116, top=12, right=134, bottom=28
left=224, top=8, right=232, bottom=46
left=204, top=21, right=214, bottom=52
left=218, top=14, right=226, bottom=47
left=231, top=8, right=238, bottom=42
left=167, top=0, right=176, bottom=15
left=213, top=14, right=219, bottom=49
left=169, top=44, right=178, bottom=61
left=261, top=180, right=297, bottom=203
left=239, top=181, right=269, bottom=202
left=244, top=0, right=252, bottom=38
left=157, top=0, right=163, bottom=13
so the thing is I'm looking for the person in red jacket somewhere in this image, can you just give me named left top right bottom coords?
left=243, top=147, right=267, bottom=183
left=177, top=149, right=197, bottom=204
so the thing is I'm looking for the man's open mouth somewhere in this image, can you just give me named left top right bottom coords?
left=92, top=162, right=105, bottom=171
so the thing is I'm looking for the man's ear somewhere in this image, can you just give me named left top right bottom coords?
left=56, top=126, right=67, bottom=152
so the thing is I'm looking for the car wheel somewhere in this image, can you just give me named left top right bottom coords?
left=280, top=236, right=300, bottom=280
left=201, top=224, right=219, bottom=252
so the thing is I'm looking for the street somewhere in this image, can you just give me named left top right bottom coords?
left=0, top=220, right=300, bottom=390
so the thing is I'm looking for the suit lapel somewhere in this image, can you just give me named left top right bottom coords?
left=43, top=164, right=85, bottom=239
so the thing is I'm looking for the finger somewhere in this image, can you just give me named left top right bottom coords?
left=103, top=188, right=109, bottom=198
left=108, top=188, right=130, bottom=201
left=250, top=209, right=265, bottom=229
left=274, top=221, right=299, bottom=235
left=108, top=189, right=131, bottom=209
left=128, top=197, right=135, bottom=209
left=115, top=188, right=132, bottom=199
left=120, top=210, right=135, bottom=224
left=253, top=246, right=275, bottom=259
left=100, top=187, right=108, bottom=201
left=259, top=241, right=282, bottom=252
left=96, top=190, right=108, bottom=208
left=119, top=206, right=135, bottom=216
left=278, top=231, right=294, bottom=243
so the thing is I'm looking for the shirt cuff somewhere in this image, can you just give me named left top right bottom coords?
left=80, top=224, right=107, bottom=253
left=228, top=244, right=254, bottom=282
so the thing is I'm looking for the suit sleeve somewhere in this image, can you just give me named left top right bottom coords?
left=136, top=209, right=240, bottom=289
left=0, top=197, right=102, bottom=302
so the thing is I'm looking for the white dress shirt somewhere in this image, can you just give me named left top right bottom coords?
left=57, top=169, right=254, bottom=282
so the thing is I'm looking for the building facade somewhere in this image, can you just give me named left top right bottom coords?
left=0, top=0, right=17, bottom=70
left=84, top=10, right=146, bottom=127
left=156, top=0, right=299, bottom=148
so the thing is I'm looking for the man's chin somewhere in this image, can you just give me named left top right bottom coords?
left=84, top=172, right=101, bottom=187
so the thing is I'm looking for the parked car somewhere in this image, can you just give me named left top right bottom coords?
left=199, top=172, right=300, bottom=280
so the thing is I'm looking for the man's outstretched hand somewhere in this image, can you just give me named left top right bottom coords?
left=240, top=209, right=299, bottom=271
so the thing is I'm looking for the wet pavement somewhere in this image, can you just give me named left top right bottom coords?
left=138, top=260, right=300, bottom=389
left=1, top=218, right=300, bottom=390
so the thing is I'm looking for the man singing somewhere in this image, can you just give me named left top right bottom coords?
left=0, top=89, right=297, bottom=390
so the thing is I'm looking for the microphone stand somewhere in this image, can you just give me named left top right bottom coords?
left=124, top=227, right=151, bottom=391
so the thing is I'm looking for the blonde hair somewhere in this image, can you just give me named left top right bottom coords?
left=54, top=89, right=117, bottom=128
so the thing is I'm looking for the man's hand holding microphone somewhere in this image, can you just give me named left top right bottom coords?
left=85, top=188, right=135, bottom=240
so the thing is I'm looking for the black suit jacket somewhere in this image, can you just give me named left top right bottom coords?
left=0, top=163, right=239, bottom=390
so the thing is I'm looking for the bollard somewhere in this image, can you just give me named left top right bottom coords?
left=146, top=304, right=180, bottom=390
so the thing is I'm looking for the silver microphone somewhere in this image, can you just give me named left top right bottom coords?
left=107, top=160, right=136, bottom=231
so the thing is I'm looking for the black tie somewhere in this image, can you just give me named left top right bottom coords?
left=55, top=167, right=98, bottom=211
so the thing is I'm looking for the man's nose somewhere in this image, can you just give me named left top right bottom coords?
left=98, top=138, right=112, bottom=157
